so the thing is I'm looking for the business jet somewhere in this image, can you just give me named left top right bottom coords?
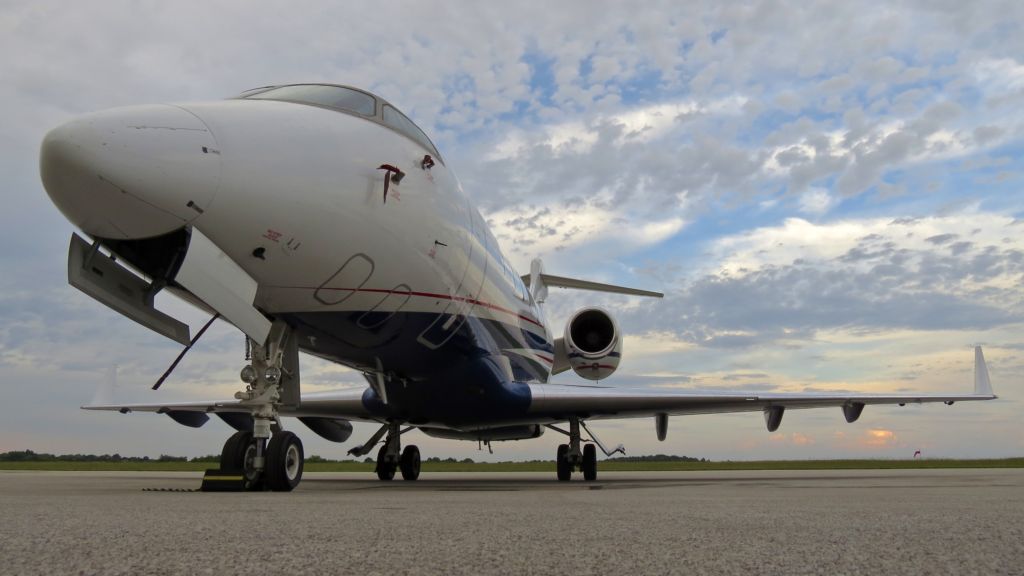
left=39, top=83, right=997, bottom=491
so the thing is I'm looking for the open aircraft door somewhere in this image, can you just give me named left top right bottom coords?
left=68, top=227, right=272, bottom=346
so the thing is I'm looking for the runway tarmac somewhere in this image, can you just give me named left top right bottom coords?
left=1, top=469, right=1022, bottom=575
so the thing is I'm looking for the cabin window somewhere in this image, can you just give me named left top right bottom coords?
left=246, top=85, right=376, bottom=117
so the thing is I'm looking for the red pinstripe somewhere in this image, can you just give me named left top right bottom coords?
left=275, top=286, right=546, bottom=329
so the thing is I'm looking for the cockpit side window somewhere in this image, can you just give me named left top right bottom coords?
left=236, top=83, right=444, bottom=163
left=246, top=85, right=376, bottom=117
left=382, top=104, right=440, bottom=158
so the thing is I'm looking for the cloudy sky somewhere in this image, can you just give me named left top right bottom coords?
left=1, top=1, right=1021, bottom=461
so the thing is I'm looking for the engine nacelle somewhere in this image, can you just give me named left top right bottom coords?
left=562, top=307, right=622, bottom=380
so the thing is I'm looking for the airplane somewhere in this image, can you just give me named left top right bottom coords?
left=39, top=83, right=998, bottom=491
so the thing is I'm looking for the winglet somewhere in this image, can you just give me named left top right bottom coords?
left=974, top=346, right=994, bottom=396
left=87, top=365, right=117, bottom=407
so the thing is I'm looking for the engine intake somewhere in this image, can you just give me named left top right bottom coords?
left=563, top=307, right=622, bottom=380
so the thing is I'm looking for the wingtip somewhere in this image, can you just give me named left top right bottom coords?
left=974, top=346, right=994, bottom=396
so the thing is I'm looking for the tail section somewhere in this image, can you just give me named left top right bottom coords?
left=524, top=258, right=663, bottom=303
left=974, top=346, right=995, bottom=397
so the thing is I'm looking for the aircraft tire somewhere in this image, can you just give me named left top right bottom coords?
left=400, top=445, right=421, bottom=481
left=582, top=443, right=597, bottom=481
left=265, top=431, right=304, bottom=492
left=556, top=444, right=571, bottom=481
left=220, top=431, right=250, bottom=469
left=220, top=431, right=262, bottom=490
left=376, top=446, right=396, bottom=480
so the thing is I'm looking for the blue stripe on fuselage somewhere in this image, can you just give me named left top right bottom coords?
left=283, top=310, right=551, bottom=426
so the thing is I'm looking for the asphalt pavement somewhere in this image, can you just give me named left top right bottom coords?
left=1, top=469, right=1021, bottom=575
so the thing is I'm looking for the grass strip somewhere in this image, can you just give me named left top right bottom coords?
left=0, top=458, right=1021, bottom=472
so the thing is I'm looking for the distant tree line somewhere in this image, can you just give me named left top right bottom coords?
left=607, top=454, right=706, bottom=462
left=0, top=450, right=217, bottom=463
left=1, top=450, right=706, bottom=464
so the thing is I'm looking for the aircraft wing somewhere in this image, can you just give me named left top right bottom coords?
left=527, top=385, right=994, bottom=418
left=84, top=348, right=996, bottom=433
left=528, top=346, right=997, bottom=424
left=83, top=388, right=379, bottom=426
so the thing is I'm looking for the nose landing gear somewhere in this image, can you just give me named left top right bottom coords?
left=206, top=322, right=306, bottom=492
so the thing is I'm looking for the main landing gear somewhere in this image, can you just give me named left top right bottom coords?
left=210, top=322, right=306, bottom=492
left=349, top=421, right=422, bottom=481
left=551, top=418, right=623, bottom=482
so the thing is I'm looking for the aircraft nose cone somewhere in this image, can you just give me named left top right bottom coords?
left=40, top=104, right=221, bottom=239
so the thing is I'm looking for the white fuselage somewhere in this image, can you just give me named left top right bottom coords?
left=41, top=95, right=554, bottom=423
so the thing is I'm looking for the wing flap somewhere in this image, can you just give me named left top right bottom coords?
left=83, top=388, right=377, bottom=422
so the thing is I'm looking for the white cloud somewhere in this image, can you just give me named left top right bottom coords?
left=486, top=199, right=685, bottom=271
left=973, top=58, right=1024, bottom=95
left=797, top=188, right=837, bottom=215
left=708, top=210, right=1021, bottom=280
left=486, top=95, right=748, bottom=161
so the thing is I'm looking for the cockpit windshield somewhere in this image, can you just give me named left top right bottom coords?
left=238, top=83, right=442, bottom=161
left=244, top=84, right=376, bottom=117
left=382, top=105, right=438, bottom=160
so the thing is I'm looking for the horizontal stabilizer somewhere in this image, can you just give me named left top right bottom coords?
left=522, top=273, right=663, bottom=298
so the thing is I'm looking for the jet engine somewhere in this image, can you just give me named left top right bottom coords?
left=562, top=307, right=621, bottom=380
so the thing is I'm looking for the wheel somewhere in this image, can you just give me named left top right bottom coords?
left=265, top=431, right=304, bottom=492
left=220, top=431, right=250, bottom=470
left=582, top=443, right=597, bottom=481
left=400, top=445, right=421, bottom=481
left=556, top=444, right=571, bottom=481
left=220, top=431, right=262, bottom=490
left=376, top=446, right=396, bottom=481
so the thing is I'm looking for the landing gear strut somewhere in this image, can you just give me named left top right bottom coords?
left=350, top=422, right=422, bottom=481
left=213, top=322, right=305, bottom=492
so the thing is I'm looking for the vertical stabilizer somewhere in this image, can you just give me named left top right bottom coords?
left=974, top=346, right=994, bottom=396
left=529, top=258, right=548, bottom=303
